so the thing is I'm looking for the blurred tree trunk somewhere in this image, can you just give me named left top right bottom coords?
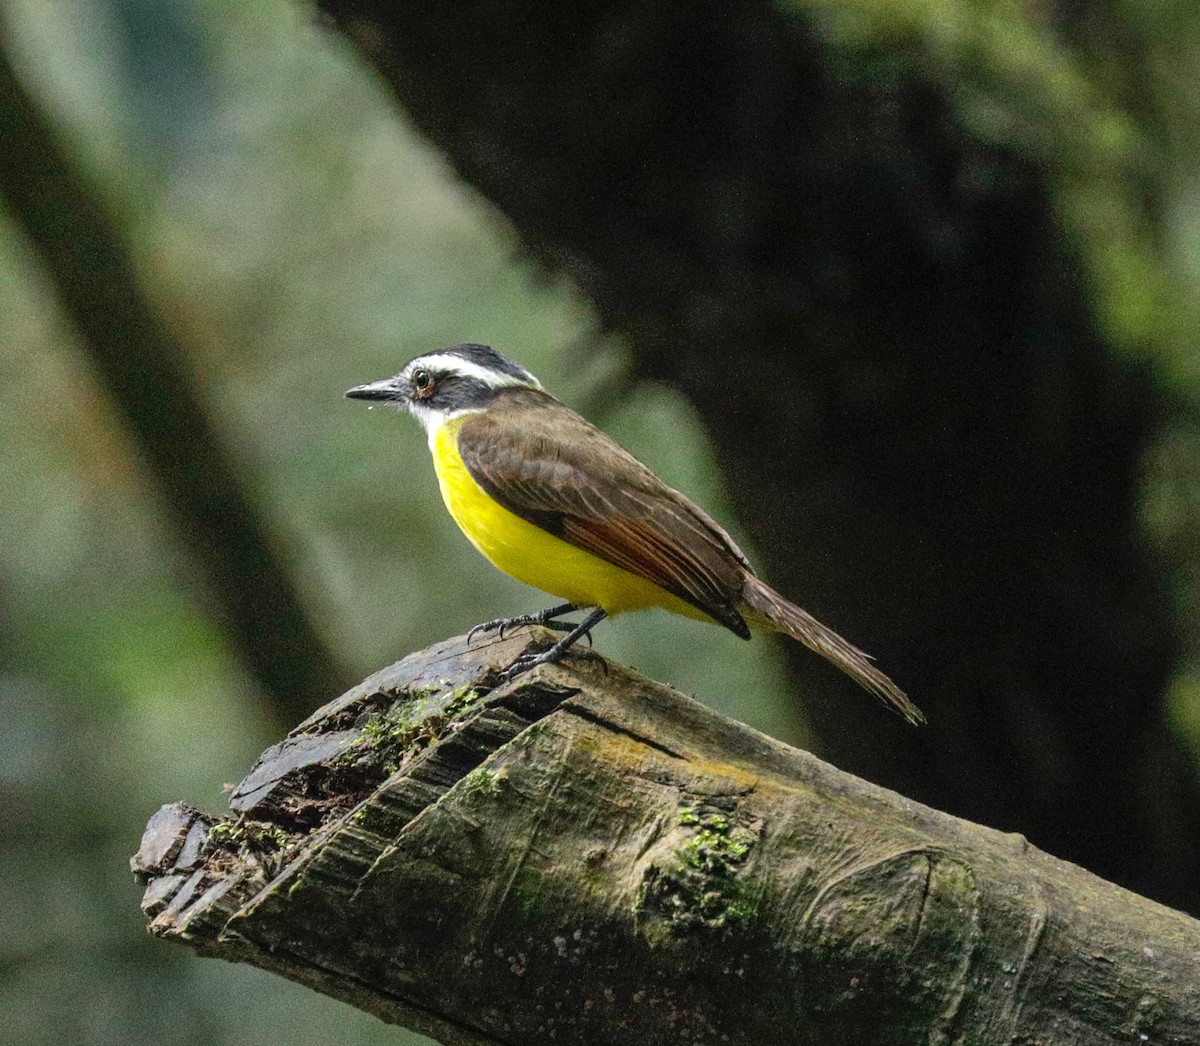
left=0, top=38, right=345, bottom=727
left=318, top=1, right=1200, bottom=911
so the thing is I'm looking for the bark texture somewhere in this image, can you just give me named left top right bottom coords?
left=135, top=631, right=1200, bottom=1046
left=312, top=0, right=1198, bottom=914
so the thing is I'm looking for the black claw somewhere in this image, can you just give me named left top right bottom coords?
left=497, top=607, right=607, bottom=682
left=497, top=658, right=534, bottom=684
left=497, top=649, right=553, bottom=683
left=467, top=603, right=580, bottom=647
left=466, top=623, right=489, bottom=646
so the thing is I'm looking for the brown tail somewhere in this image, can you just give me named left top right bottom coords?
left=740, top=576, right=924, bottom=726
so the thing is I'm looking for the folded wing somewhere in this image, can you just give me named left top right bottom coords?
left=457, top=390, right=752, bottom=637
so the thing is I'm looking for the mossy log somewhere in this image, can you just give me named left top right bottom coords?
left=133, top=630, right=1200, bottom=1045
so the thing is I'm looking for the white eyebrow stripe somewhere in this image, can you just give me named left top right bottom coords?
left=409, top=353, right=543, bottom=390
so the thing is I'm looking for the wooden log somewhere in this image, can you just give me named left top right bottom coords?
left=134, top=629, right=1200, bottom=1045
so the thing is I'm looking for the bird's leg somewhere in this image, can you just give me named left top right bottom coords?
left=467, top=602, right=579, bottom=646
left=498, top=608, right=608, bottom=682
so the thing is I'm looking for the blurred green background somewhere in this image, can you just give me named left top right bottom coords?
left=2, top=1, right=1198, bottom=1044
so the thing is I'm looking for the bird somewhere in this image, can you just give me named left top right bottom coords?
left=346, top=344, right=923, bottom=724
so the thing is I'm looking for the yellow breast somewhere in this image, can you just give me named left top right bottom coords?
left=430, top=415, right=707, bottom=620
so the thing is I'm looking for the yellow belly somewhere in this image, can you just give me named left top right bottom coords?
left=431, top=417, right=708, bottom=620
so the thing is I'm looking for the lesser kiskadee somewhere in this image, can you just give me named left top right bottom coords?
left=347, top=344, right=923, bottom=724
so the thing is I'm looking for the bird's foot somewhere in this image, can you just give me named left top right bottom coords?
left=467, top=602, right=579, bottom=646
left=497, top=608, right=608, bottom=683
left=497, top=646, right=560, bottom=684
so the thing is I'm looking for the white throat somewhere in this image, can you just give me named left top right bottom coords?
left=407, top=401, right=485, bottom=449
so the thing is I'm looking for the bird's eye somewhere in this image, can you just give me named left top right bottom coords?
left=412, top=369, right=434, bottom=397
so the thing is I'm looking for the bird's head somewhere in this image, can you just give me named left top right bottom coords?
left=346, top=344, right=542, bottom=437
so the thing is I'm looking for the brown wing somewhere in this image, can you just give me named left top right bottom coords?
left=457, top=389, right=753, bottom=637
